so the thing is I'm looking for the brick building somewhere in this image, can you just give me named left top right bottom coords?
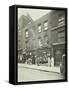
left=50, top=10, right=65, bottom=66
left=18, top=10, right=65, bottom=66
left=18, top=14, right=33, bottom=62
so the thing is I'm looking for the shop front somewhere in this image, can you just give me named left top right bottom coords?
left=26, top=49, right=36, bottom=64
left=52, top=42, right=65, bottom=66
left=36, top=47, right=51, bottom=66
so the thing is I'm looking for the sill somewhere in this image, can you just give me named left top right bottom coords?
left=43, top=29, right=48, bottom=32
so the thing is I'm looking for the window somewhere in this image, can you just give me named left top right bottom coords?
left=44, top=21, right=48, bottom=30
left=25, top=30, right=29, bottom=37
left=38, top=24, right=41, bottom=32
left=39, top=39, right=42, bottom=47
left=44, top=35, right=48, bottom=46
left=58, top=31, right=65, bottom=42
left=58, top=17, right=65, bottom=25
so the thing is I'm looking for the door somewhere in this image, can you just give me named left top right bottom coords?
left=55, top=49, right=62, bottom=66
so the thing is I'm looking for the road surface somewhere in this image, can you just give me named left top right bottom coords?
left=18, top=66, right=64, bottom=82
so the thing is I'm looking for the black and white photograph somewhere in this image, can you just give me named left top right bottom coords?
left=17, top=7, right=67, bottom=83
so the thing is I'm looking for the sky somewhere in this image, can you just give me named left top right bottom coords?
left=18, top=8, right=51, bottom=21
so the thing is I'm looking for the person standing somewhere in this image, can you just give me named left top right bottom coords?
left=51, top=56, right=54, bottom=67
left=32, top=54, right=35, bottom=64
left=37, top=56, right=40, bottom=66
left=48, top=56, right=51, bottom=66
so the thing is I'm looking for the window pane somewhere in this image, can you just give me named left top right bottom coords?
left=58, top=17, right=65, bottom=25
left=26, top=31, right=28, bottom=37
left=38, top=24, right=41, bottom=32
left=58, top=21, right=65, bottom=25
left=44, top=36, right=48, bottom=46
left=39, top=39, right=42, bottom=47
left=58, top=17, right=64, bottom=22
left=44, top=21, right=48, bottom=30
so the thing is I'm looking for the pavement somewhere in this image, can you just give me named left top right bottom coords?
left=18, top=63, right=60, bottom=74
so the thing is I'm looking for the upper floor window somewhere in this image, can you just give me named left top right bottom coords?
left=58, top=31, right=65, bottom=42
left=58, top=17, right=65, bottom=25
left=44, top=35, right=48, bottom=46
left=25, top=30, right=29, bottom=38
left=38, top=38, right=42, bottom=47
left=39, top=40, right=42, bottom=47
left=43, top=21, right=48, bottom=30
left=38, top=24, right=42, bottom=32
